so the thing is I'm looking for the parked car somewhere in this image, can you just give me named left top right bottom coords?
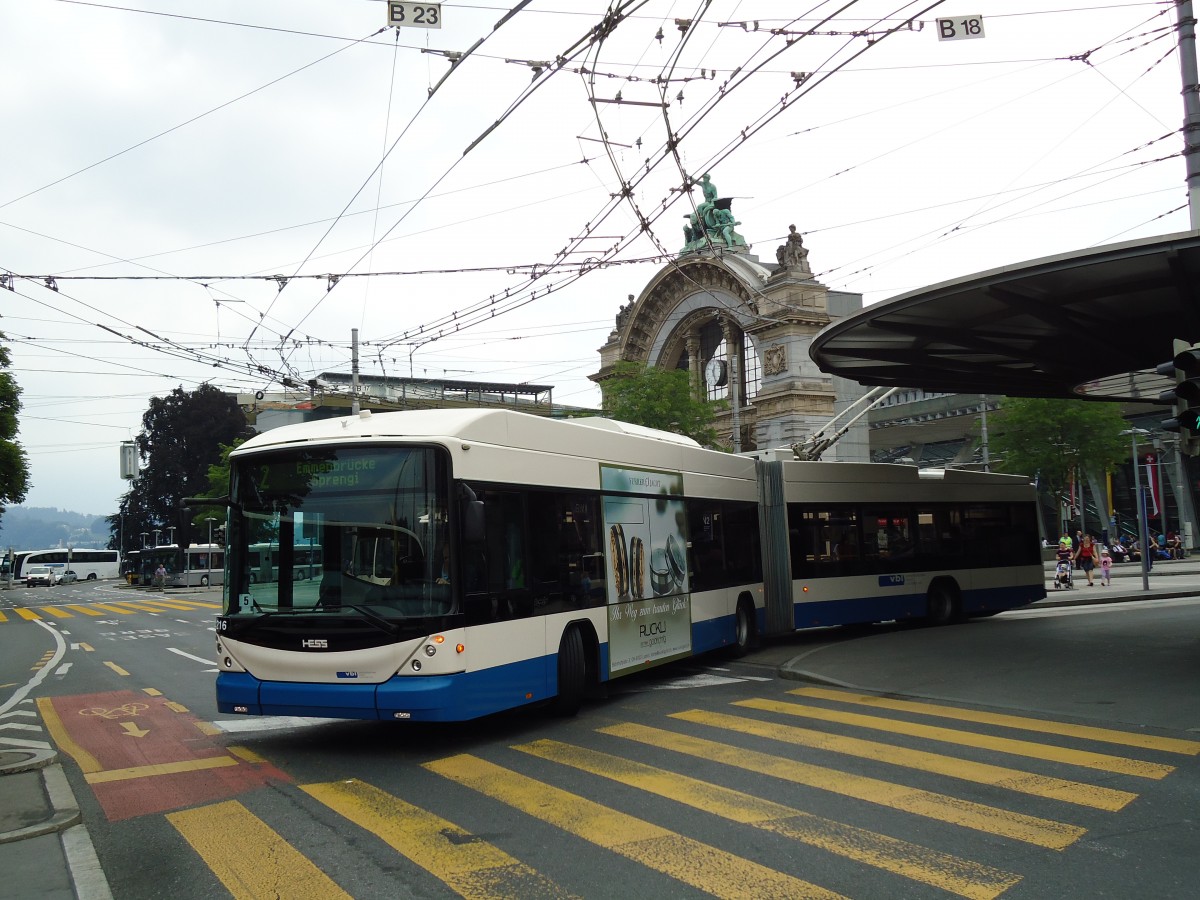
left=57, top=570, right=78, bottom=584
left=24, top=566, right=55, bottom=586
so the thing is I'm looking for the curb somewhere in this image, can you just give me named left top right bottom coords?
left=0, top=751, right=113, bottom=898
left=0, top=746, right=56, bottom=776
left=0, top=762, right=81, bottom=845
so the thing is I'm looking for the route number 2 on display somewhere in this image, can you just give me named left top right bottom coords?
left=936, top=16, right=985, bottom=41
left=387, top=3, right=442, bottom=29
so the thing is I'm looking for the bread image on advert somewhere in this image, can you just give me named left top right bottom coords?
left=629, top=536, right=645, bottom=599
left=609, top=524, right=628, bottom=597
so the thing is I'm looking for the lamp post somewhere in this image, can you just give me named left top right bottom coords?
left=1124, top=428, right=1152, bottom=591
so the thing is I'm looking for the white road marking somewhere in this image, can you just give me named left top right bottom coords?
left=0, top=620, right=66, bottom=717
left=167, top=647, right=216, bottom=665
left=0, top=737, right=52, bottom=750
left=212, top=716, right=343, bottom=734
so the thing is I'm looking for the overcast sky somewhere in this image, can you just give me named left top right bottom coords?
left=0, top=0, right=1188, bottom=519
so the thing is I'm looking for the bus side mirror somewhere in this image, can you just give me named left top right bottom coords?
left=462, top=500, right=485, bottom=544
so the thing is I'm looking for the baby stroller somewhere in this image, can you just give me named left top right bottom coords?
left=1054, top=559, right=1074, bottom=590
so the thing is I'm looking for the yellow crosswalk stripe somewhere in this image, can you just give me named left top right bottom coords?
left=37, top=606, right=73, bottom=619
left=601, top=722, right=1084, bottom=850
left=168, top=800, right=353, bottom=900
left=674, top=709, right=1137, bottom=812
left=13, top=608, right=41, bottom=621
left=167, top=599, right=223, bottom=608
left=102, top=600, right=164, bottom=612
left=303, top=779, right=577, bottom=900
left=427, top=754, right=846, bottom=899
left=137, top=600, right=204, bottom=611
left=516, top=739, right=1020, bottom=900
left=0, top=610, right=6, bottom=622
left=93, top=604, right=139, bottom=615
left=746, top=698, right=1173, bottom=780
left=65, top=605, right=104, bottom=617
left=789, top=687, right=1200, bottom=756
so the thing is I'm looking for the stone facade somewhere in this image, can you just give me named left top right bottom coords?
left=592, top=222, right=868, bottom=460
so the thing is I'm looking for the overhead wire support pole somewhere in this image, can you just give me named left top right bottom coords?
left=1177, top=1, right=1200, bottom=229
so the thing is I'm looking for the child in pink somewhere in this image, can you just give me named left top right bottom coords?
left=1099, top=549, right=1112, bottom=586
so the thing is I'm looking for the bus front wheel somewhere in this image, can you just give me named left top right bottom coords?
left=549, top=626, right=586, bottom=717
left=200, top=575, right=209, bottom=587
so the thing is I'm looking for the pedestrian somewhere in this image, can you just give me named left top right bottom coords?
left=155, top=563, right=166, bottom=590
left=1074, top=534, right=1098, bottom=586
left=1099, top=549, right=1112, bottom=586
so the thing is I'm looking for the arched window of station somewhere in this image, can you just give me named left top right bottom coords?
left=669, top=318, right=760, bottom=405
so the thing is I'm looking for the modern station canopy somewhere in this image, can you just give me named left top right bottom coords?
left=809, top=230, right=1200, bottom=404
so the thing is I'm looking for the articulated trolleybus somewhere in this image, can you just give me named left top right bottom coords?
left=215, top=409, right=1043, bottom=722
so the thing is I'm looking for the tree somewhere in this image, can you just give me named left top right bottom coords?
left=0, top=333, right=30, bottom=527
left=601, top=362, right=721, bottom=447
left=108, top=385, right=250, bottom=551
left=191, top=437, right=247, bottom=535
left=988, top=397, right=1128, bottom=530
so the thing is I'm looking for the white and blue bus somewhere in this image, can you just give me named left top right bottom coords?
left=215, top=409, right=1043, bottom=723
left=171, top=544, right=226, bottom=587
left=11, top=548, right=121, bottom=581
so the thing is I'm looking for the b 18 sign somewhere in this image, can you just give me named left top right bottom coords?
left=936, top=16, right=985, bottom=41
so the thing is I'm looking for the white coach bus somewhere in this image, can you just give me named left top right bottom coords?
left=215, top=409, right=1043, bottom=723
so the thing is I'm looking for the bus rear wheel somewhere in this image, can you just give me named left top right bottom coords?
left=200, top=575, right=209, bottom=587
left=86, top=573, right=96, bottom=580
left=729, top=600, right=755, bottom=658
left=922, top=582, right=958, bottom=626
left=549, top=626, right=586, bottom=717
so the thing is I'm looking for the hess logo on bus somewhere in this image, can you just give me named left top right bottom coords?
left=301, top=639, right=328, bottom=649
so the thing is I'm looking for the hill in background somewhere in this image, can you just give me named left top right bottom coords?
left=0, top=506, right=111, bottom=552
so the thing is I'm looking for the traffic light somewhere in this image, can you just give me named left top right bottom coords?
left=1157, top=338, right=1200, bottom=455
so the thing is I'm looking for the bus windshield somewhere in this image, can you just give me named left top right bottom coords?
left=227, top=445, right=452, bottom=620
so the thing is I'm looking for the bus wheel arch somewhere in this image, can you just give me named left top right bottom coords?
left=923, top=577, right=961, bottom=626
left=86, top=573, right=97, bottom=580
left=200, top=575, right=209, bottom=587
left=549, top=621, right=597, bottom=717
left=729, top=593, right=757, bottom=658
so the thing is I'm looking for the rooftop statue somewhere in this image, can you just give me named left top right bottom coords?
left=775, top=224, right=811, bottom=274
left=680, top=172, right=747, bottom=254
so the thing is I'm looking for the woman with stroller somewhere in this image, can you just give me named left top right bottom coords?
left=1054, top=539, right=1074, bottom=589
left=1074, top=534, right=1099, bottom=586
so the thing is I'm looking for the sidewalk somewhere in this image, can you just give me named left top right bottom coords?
left=1037, top=554, right=1200, bottom=605
left=0, top=747, right=111, bottom=900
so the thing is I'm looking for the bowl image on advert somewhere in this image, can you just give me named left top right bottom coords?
left=666, top=534, right=686, bottom=588
left=650, top=547, right=673, bottom=595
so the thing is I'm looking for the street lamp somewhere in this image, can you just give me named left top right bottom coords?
left=205, top=517, right=216, bottom=549
left=1122, top=428, right=1152, bottom=591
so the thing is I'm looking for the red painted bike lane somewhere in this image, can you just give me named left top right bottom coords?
left=38, top=690, right=291, bottom=822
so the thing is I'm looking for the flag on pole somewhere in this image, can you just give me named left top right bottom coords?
left=1145, top=454, right=1161, bottom=519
